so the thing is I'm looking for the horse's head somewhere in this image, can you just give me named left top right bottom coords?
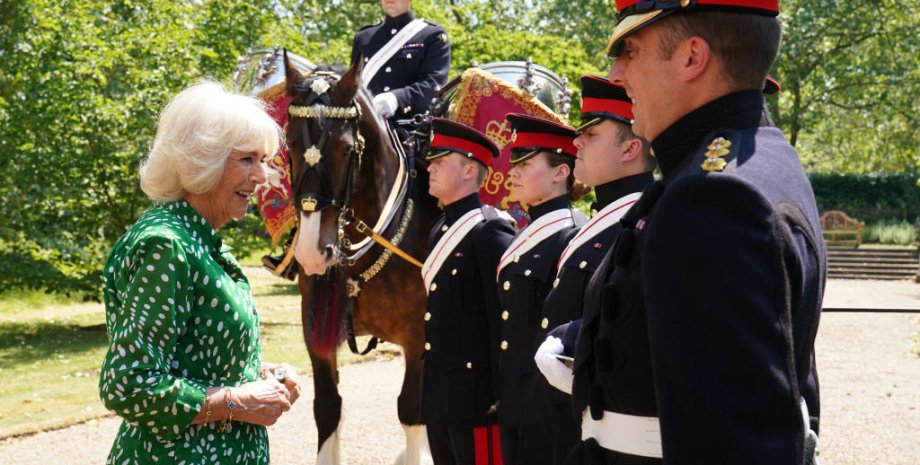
left=285, top=54, right=372, bottom=276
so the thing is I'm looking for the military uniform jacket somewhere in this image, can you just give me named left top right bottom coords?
left=494, top=196, right=584, bottom=427
left=541, top=174, right=653, bottom=350
left=351, top=11, right=450, bottom=119
left=421, top=193, right=515, bottom=427
left=570, top=91, right=825, bottom=465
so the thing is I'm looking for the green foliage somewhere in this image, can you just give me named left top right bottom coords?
left=777, top=0, right=920, bottom=174
left=861, top=220, right=918, bottom=246
left=809, top=173, right=920, bottom=222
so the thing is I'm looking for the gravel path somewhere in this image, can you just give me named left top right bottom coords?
left=0, top=279, right=917, bottom=464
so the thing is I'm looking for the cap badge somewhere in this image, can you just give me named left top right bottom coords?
left=701, top=137, right=731, bottom=172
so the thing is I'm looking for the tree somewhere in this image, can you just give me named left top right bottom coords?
left=775, top=0, right=920, bottom=173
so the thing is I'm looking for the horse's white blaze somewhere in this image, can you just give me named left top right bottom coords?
left=396, top=424, right=433, bottom=465
left=294, top=211, right=337, bottom=275
left=317, top=424, right=343, bottom=465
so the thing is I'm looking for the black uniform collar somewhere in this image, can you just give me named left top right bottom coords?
left=443, top=193, right=482, bottom=225
left=384, top=11, right=416, bottom=30
left=592, top=171, right=655, bottom=211
left=652, top=90, right=767, bottom=179
left=527, top=194, right=570, bottom=222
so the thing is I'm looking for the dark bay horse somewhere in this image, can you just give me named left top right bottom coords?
left=283, top=55, right=439, bottom=464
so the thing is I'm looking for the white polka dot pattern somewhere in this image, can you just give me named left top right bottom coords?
left=99, top=201, right=268, bottom=464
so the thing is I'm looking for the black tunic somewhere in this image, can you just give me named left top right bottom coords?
left=564, top=91, right=825, bottom=465
left=421, top=193, right=515, bottom=427
left=350, top=11, right=450, bottom=119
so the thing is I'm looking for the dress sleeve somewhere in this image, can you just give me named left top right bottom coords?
left=99, top=235, right=206, bottom=441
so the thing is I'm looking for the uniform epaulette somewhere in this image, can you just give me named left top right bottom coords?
left=482, top=205, right=517, bottom=228
left=357, top=22, right=381, bottom=32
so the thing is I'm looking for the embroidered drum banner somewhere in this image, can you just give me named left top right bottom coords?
left=444, top=64, right=570, bottom=225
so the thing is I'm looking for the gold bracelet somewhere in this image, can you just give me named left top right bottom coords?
left=219, top=388, right=236, bottom=432
left=204, top=393, right=212, bottom=424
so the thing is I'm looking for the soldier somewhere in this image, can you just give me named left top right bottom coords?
left=495, top=114, right=587, bottom=465
left=351, top=0, right=450, bottom=122
left=421, top=118, right=515, bottom=465
left=534, top=74, right=654, bottom=405
left=547, top=1, right=825, bottom=464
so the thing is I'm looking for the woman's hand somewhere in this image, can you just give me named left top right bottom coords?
left=231, top=379, right=292, bottom=426
left=260, top=362, right=303, bottom=405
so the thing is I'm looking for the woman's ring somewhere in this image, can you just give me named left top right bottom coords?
left=273, top=368, right=286, bottom=383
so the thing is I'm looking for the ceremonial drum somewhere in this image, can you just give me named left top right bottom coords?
left=233, top=47, right=315, bottom=246
left=432, top=60, right=573, bottom=224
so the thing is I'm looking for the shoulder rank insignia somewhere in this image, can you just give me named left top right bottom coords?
left=700, top=136, right=731, bottom=172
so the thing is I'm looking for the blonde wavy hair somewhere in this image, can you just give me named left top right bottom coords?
left=139, top=81, right=284, bottom=202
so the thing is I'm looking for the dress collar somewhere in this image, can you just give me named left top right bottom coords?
left=443, top=193, right=482, bottom=225
left=592, top=171, right=655, bottom=212
left=164, top=200, right=224, bottom=253
left=651, top=90, right=767, bottom=179
left=527, top=194, right=571, bottom=222
left=384, top=11, right=416, bottom=30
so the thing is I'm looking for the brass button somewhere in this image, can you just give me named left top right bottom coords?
left=578, top=260, right=588, bottom=270
left=424, top=342, right=431, bottom=351
left=466, top=362, right=472, bottom=369
left=430, top=283, right=437, bottom=292
left=407, top=53, right=413, bottom=59
left=500, top=341, right=508, bottom=350
left=424, top=312, right=431, bottom=321
left=553, top=278, right=560, bottom=288
left=501, top=310, right=509, bottom=320
left=441, top=225, right=448, bottom=232
left=383, top=86, right=390, bottom=91
left=502, top=281, right=510, bottom=291
left=385, top=66, right=392, bottom=73
left=390, top=28, right=397, bottom=34
left=513, top=255, right=520, bottom=263
left=524, top=269, right=532, bottom=277
left=403, top=106, right=412, bottom=113
left=541, top=318, right=549, bottom=329
left=451, top=268, right=457, bottom=276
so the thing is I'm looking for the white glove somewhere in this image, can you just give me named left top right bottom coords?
left=535, top=336, right=573, bottom=394
left=373, top=92, right=398, bottom=118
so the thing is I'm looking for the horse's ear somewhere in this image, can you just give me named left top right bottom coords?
left=284, top=49, right=305, bottom=98
left=338, top=55, right=364, bottom=100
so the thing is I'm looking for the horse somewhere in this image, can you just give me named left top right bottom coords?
left=282, top=54, right=440, bottom=465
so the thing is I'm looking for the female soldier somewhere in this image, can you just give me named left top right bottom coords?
left=496, top=113, right=587, bottom=465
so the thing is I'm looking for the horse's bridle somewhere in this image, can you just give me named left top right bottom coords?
left=288, top=71, right=365, bottom=216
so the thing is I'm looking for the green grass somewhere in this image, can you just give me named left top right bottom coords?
left=0, top=267, right=391, bottom=438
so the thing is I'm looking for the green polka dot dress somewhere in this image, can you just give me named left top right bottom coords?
left=99, top=201, right=268, bottom=464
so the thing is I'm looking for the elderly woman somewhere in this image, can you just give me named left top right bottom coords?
left=99, top=81, right=301, bottom=464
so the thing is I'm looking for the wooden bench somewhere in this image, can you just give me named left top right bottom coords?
left=820, top=210, right=863, bottom=247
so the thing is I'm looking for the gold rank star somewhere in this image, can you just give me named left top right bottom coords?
left=701, top=136, right=732, bottom=172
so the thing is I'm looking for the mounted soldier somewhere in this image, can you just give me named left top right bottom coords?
left=351, top=0, right=450, bottom=128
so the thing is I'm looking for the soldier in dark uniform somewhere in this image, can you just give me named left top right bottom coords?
left=551, top=1, right=825, bottom=464
left=421, top=118, right=515, bottom=465
left=495, top=114, right=587, bottom=465
left=534, top=75, right=654, bottom=401
left=351, top=0, right=450, bottom=122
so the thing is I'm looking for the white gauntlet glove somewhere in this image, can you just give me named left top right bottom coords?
left=372, top=92, right=398, bottom=118
left=535, top=335, right=573, bottom=394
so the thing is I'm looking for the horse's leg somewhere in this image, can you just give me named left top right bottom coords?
left=308, top=346, right=343, bottom=465
left=397, top=324, right=432, bottom=465
left=300, top=277, right=344, bottom=465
